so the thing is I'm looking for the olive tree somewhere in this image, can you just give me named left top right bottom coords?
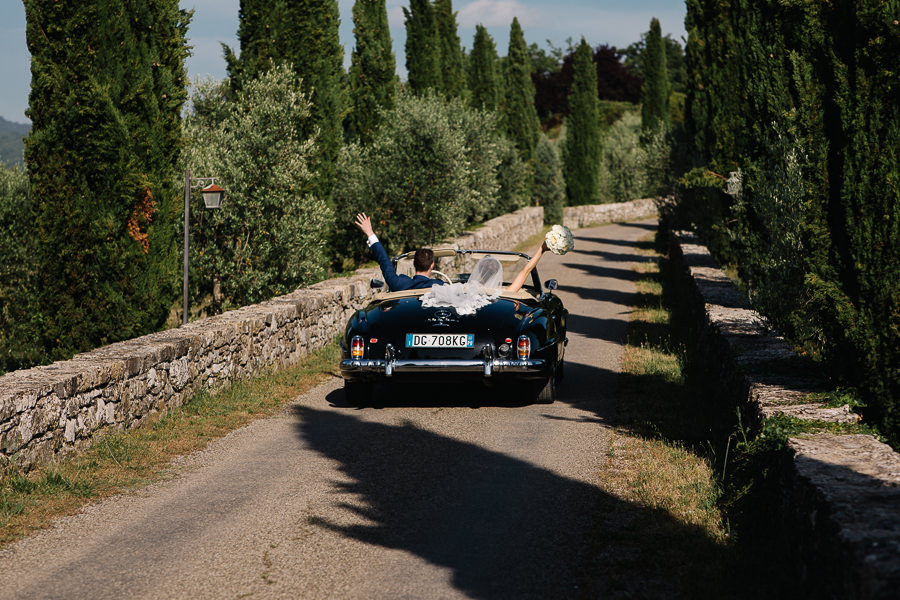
left=182, top=65, right=331, bottom=314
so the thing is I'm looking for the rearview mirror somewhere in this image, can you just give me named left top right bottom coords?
left=370, top=278, right=384, bottom=289
left=544, top=279, right=558, bottom=291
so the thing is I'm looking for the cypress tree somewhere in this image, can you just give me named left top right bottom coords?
left=226, top=0, right=345, bottom=198
left=224, top=0, right=287, bottom=91
left=433, top=0, right=466, bottom=99
left=534, top=134, right=566, bottom=224
left=468, top=24, right=501, bottom=112
left=404, top=0, right=440, bottom=93
left=502, top=18, right=541, bottom=164
left=348, top=0, right=396, bottom=144
left=682, top=0, right=900, bottom=442
left=23, top=0, right=190, bottom=360
left=641, top=17, right=669, bottom=132
left=285, top=0, right=345, bottom=198
left=564, top=38, right=601, bottom=205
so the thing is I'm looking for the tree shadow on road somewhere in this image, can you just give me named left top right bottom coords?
left=292, top=405, right=731, bottom=599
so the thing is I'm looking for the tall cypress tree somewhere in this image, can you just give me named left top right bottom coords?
left=641, top=17, right=669, bottom=132
left=226, top=0, right=345, bottom=198
left=564, top=38, right=601, bottom=205
left=404, top=0, right=440, bottom=93
left=682, top=0, right=900, bottom=442
left=433, top=0, right=466, bottom=99
left=285, top=0, right=345, bottom=198
left=23, top=0, right=190, bottom=360
left=224, top=0, right=287, bottom=91
left=503, top=17, right=541, bottom=164
left=348, top=0, right=396, bottom=144
left=468, top=24, right=501, bottom=112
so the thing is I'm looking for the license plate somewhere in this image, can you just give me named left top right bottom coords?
left=406, top=333, right=474, bottom=348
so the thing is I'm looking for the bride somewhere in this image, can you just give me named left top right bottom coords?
left=420, top=240, right=550, bottom=315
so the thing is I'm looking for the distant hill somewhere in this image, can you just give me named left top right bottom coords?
left=0, top=116, right=30, bottom=167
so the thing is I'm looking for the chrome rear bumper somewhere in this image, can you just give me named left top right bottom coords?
left=340, top=357, right=546, bottom=378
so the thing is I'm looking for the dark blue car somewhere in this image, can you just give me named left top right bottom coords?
left=340, top=249, right=568, bottom=404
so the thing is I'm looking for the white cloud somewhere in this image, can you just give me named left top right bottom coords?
left=456, top=0, right=540, bottom=27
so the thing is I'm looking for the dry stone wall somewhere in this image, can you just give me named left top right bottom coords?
left=0, top=206, right=544, bottom=473
left=563, top=198, right=658, bottom=229
left=670, top=230, right=900, bottom=599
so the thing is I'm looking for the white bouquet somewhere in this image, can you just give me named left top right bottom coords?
left=545, top=224, right=574, bottom=255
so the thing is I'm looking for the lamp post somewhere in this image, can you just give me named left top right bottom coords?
left=183, top=169, right=225, bottom=325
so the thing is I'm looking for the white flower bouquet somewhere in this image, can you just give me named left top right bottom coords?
left=545, top=224, right=574, bottom=255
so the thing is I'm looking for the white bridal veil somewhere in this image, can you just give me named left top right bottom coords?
left=421, top=255, right=504, bottom=315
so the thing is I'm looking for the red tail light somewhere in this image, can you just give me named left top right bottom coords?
left=517, top=335, right=530, bottom=359
left=351, top=335, right=365, bottom=359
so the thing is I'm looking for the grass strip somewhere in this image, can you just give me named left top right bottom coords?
left=0, top=338, right=342, bottom=548
left=588, top=235, right=731, bottom=598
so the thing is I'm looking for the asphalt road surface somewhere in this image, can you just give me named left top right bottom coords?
left=0, top=218, right=660, bottom=600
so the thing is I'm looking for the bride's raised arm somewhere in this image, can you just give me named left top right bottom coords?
left=506, top=241, right=549, bottom=293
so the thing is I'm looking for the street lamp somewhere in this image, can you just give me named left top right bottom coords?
left=183, top=169, right=225, bottom=325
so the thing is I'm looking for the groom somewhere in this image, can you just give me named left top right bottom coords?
left=354, top=213, right=447, bottom=291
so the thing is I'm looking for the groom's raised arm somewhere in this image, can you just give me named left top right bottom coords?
left=355, top=212, right=407, bottom=291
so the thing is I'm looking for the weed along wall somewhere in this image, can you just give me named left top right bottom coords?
left=669, top=231, right=900, bottom=599
left=0, top=206, right=547, bottom=473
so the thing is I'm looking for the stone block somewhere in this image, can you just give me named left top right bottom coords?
left=785, top=434, right=900, bottom=599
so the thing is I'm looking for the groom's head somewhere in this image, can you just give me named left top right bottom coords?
left=413, top=248, right=435, bottom=275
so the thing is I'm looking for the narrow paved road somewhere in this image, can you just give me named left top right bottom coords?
left=0, top=219, right=660, bottom=600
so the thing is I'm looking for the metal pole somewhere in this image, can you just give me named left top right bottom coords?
left=183, top=169, right=190, bottom=325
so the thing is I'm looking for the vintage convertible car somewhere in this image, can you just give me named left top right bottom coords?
left=339, top=248, right=567, bottom=404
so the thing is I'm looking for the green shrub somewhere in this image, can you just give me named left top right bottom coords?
left=332, top=91, right=503, bottom=260
left=597, top=112, right=645, bottom=202
left=597, top=111, right=674, bottom=203
left=182, top=66, right=331, bottom=314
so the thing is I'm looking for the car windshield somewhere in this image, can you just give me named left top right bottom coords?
left=395, top=250, right=537, bottom=289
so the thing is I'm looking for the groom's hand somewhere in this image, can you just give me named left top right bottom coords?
left=355, top=213, right=375, bottom=238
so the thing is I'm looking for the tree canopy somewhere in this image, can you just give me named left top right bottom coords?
left=23, top=0, right=190, bottom=362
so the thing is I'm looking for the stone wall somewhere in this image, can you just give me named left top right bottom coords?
left=670, top=230, right=900, bottom=599
left=563, top=197, right=658, bottom=229
left=0, top=207, right=544, bottom=473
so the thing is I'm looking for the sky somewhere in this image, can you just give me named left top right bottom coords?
left=0, top=0, right=687, bottom=124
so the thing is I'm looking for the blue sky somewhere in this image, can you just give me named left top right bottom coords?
left=0, top=1, right=686, bottom=124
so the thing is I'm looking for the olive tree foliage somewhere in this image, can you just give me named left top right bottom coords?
left=182, top=66, right=331, bottom=314
left=0, top=165, right=32, bottom=298
left=224, top=0, right=345, bottom=200
left=596, top=111, right=671, bottom=202
left=332, top=91, right=503, bottom=264
left=492, top=135, right=532, bottom=219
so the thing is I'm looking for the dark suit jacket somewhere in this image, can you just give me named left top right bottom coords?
left=371, top=241, right=445, bottom=291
